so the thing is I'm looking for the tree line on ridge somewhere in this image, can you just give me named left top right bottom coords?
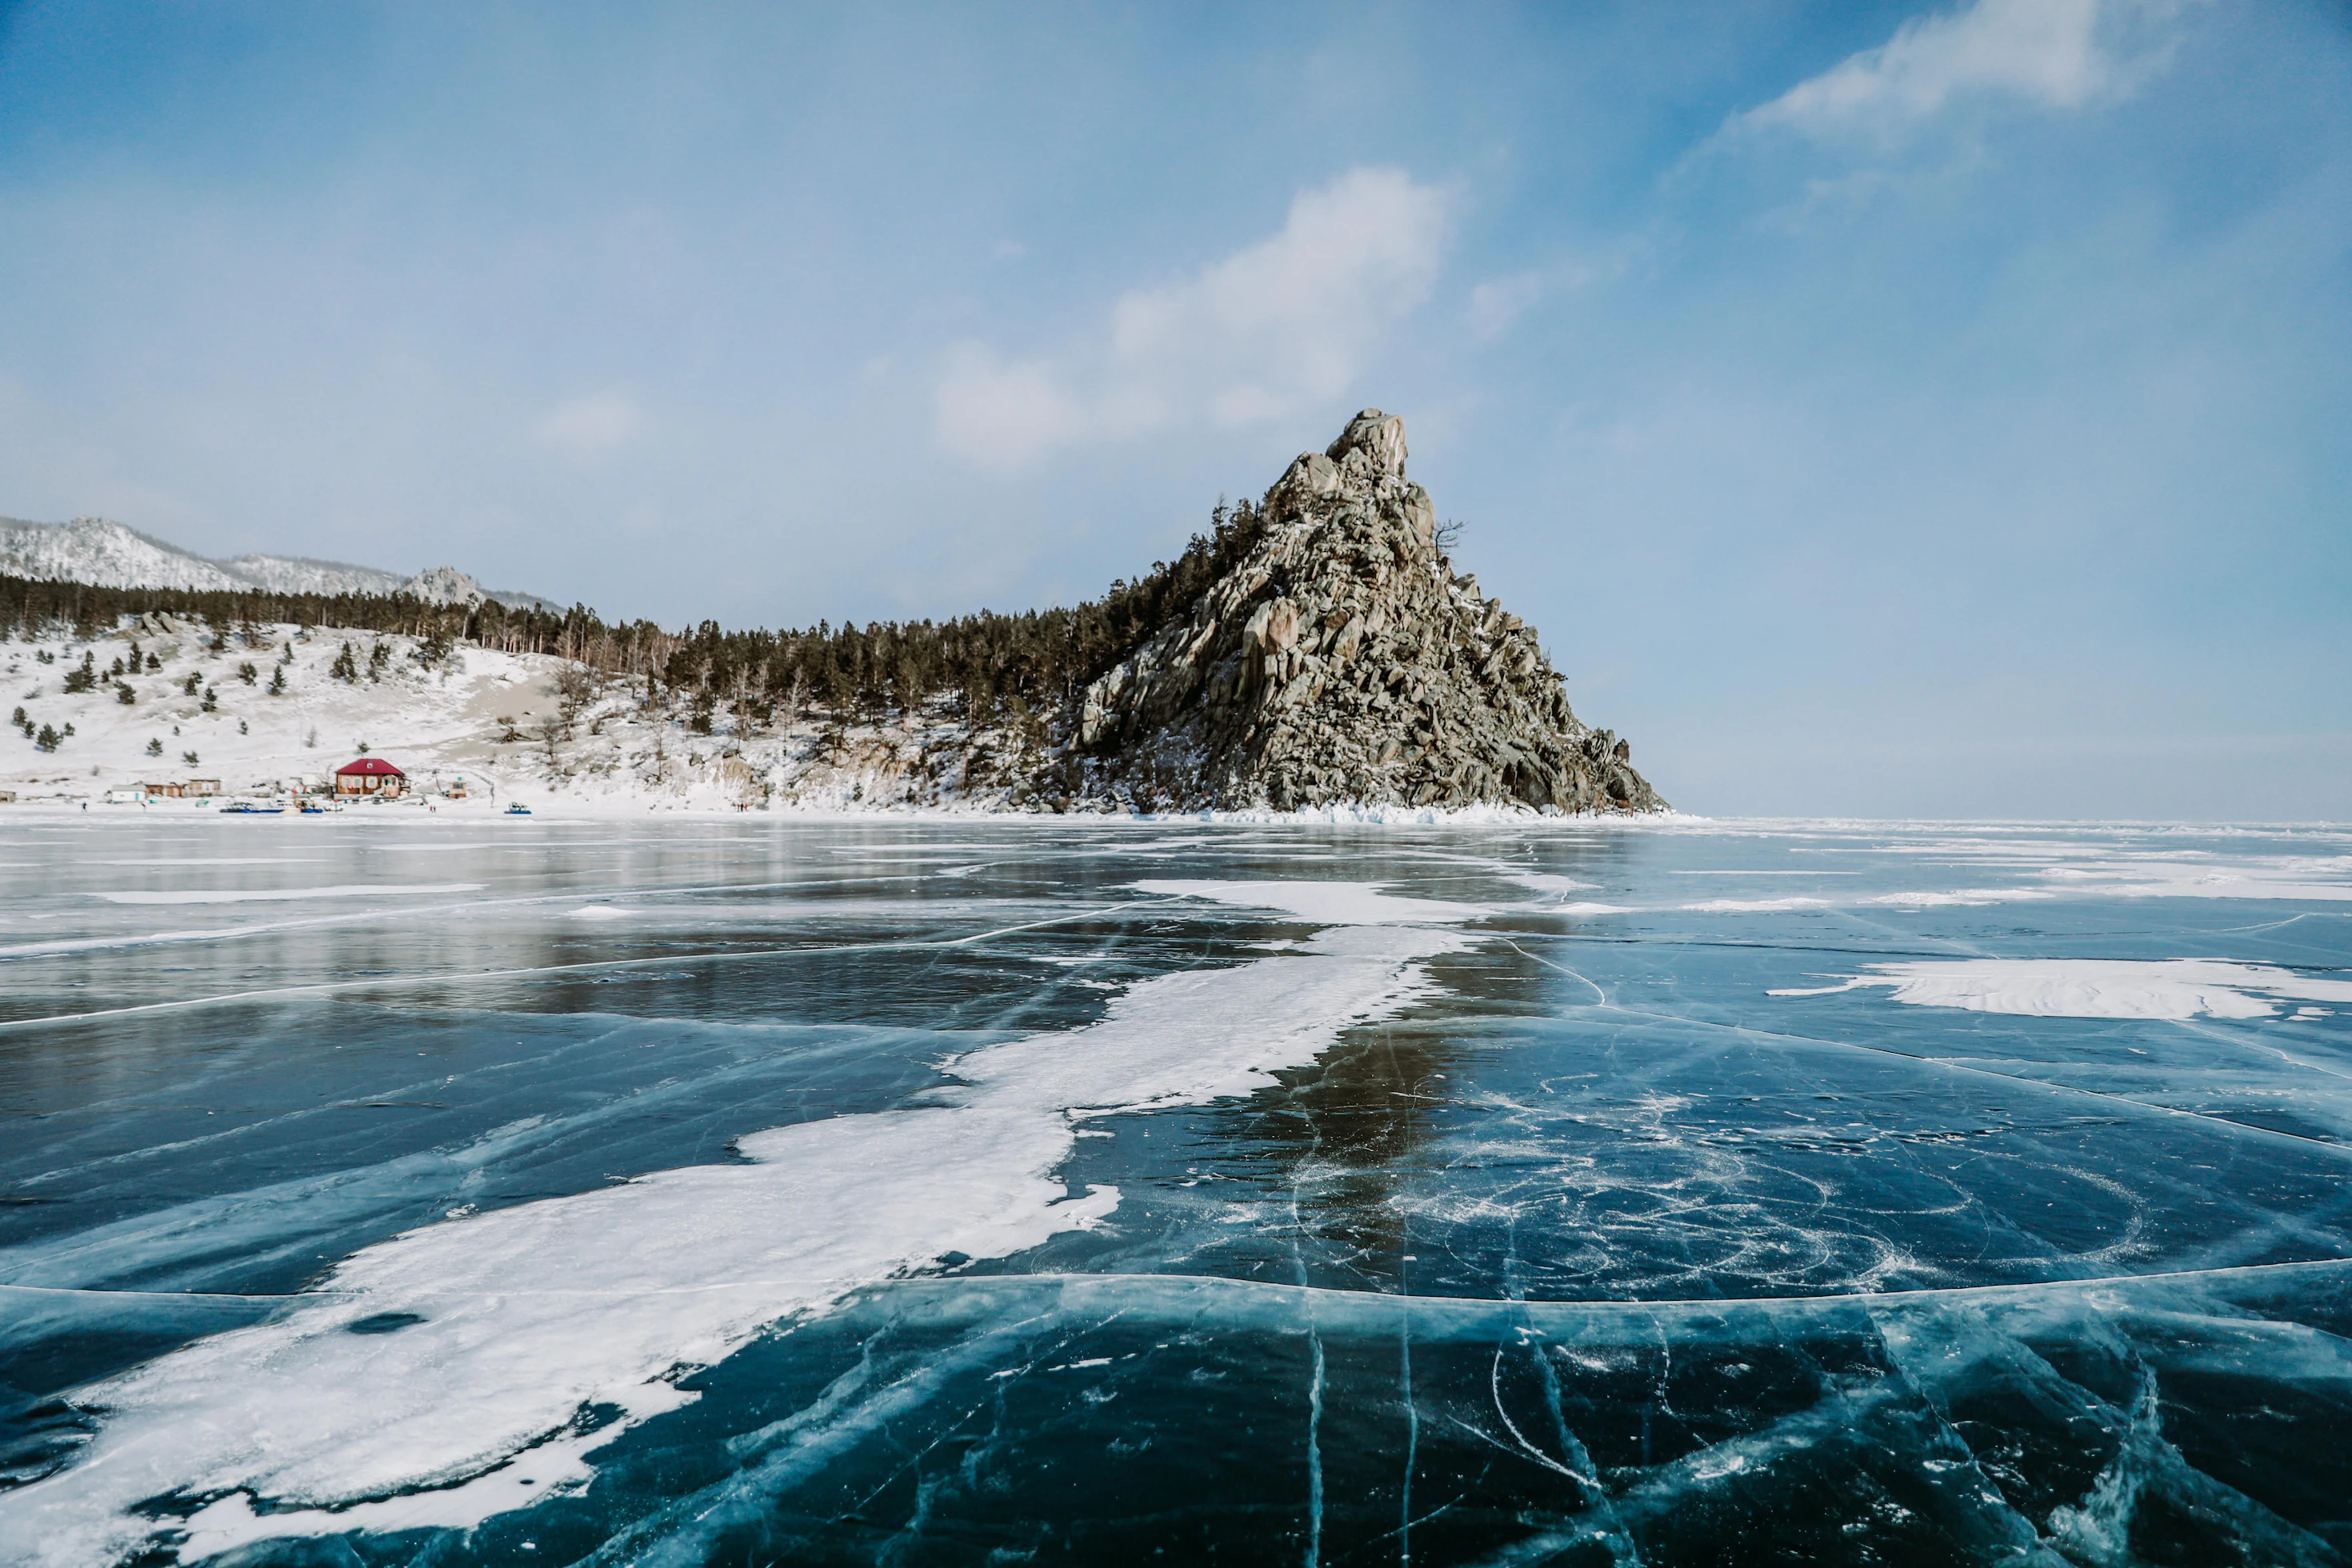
left=0, top=502, right=1269, bottom=734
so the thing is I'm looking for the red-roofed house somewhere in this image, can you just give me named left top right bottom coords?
left=335, top=757, right=406, bottom=798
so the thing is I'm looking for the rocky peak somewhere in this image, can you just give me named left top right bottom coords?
left=1070, top=409, right=1663, bottom=814
left=404, top=566, right=488, bottom=606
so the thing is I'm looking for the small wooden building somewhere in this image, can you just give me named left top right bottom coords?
left=138, top=778, right=216, bottom=798
left=335, top=758, right=406, bottom=797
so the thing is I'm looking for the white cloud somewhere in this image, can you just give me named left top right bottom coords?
left=1735, top=0, right=2119, bottom=141
left=1467, top=271, right=1546, bottom=340
left=532, top=389, right=648, bottom=462
left=1465, top=250, right=1634, bottom=342
left=934, top=166, right=1452, bottom=469
left=933, top=348, right=1089, bottom=470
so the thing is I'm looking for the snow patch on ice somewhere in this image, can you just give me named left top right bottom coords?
left=953, top=923, right=1466, bottom=1117
left=2050, top=861, right=2352, bottom=902
left=1135, top=879, right=1486, bottom=925
left=1771, top=959, right=2352, bottom=1020
left=1498, top=871, right=1600, bottom=901
left=0, top=882, right=1470, bottom=1565
left=1179, top=802, right=1691, bottom=826
left=1861, top=888, right=2053, bottom=908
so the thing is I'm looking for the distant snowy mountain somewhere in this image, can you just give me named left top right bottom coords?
left=0, top=515, right=550, bottom=609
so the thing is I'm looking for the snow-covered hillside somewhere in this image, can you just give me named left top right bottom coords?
left=2, top=614, right=1058, bottom=816
left=217, top=552, right=408, bottom=598
left=0, top=516, right=548, bottom=608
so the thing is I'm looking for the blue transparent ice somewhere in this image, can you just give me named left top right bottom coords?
left=0, top=817, right=2346, bottom=1563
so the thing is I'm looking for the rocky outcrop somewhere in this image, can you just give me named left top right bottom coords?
left=404, top=566, right=489, bottom=606
left=1067, top=410, right=1664, bottom=813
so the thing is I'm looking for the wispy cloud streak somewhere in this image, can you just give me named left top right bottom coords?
left=1728, top=0, right=2138, bottom=143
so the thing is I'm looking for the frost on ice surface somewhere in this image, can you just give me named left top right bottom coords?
left=2, top=820, right=2350, bottom=1565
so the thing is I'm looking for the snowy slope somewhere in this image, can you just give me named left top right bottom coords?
left=213, top=551, right=407, bottom=597
left=0, top=617, right=1054, bottom=817
left=0, top=516, right=549, bottom=608
left=1, top=518, right=260, bottom=592
left=3, top=616, right=1545, bottom=821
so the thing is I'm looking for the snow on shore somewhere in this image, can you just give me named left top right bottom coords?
left=0, top=618, right=1055, bottom=818
left=2, top=618, right=1654, bottom=823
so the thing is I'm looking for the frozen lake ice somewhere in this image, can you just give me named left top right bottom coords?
left=1, top=814, right=2348, bottom=1564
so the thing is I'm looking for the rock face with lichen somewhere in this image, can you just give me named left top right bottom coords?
left=1067, top=410, right=1664, bottom=814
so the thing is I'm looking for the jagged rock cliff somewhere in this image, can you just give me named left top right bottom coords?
left=1069, top=410, right=1663, bottom=813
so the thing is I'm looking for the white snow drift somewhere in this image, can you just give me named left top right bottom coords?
left=1772, top=958, right=2352, bottom=1021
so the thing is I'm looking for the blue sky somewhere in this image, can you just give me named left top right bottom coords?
left=2, top=1, right=2346, bottom=818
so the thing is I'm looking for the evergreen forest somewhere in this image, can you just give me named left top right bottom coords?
left=0, top=502, right=1269, bottom=733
